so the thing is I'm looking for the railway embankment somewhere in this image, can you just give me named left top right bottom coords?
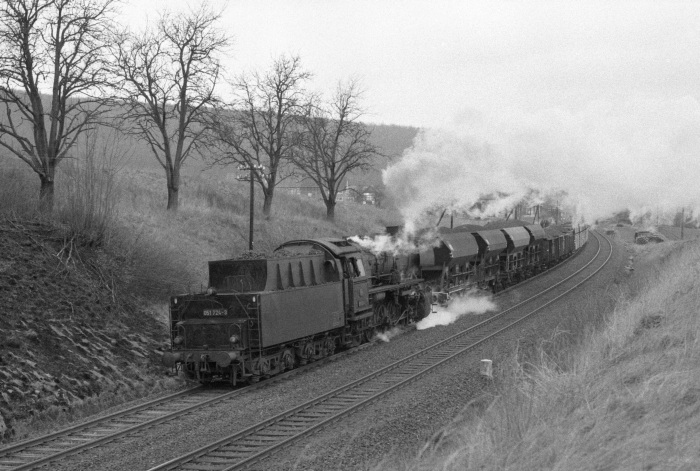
left=392, top=236, right=700, bottom=470
left=0, top=218, right=180, bottom=442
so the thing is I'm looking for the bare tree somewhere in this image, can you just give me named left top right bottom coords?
left=211, top=55, right=311, bottom=219
left=112, top=7, right=228, bottom=211
left=0, top=0, right=116, bottom=211
left=294, top=79, right=379, bottom=221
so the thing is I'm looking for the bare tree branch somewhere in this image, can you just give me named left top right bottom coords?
left=208, top=54, right=311, bottom=219
left=293, top=78, right=379, bottom=221
left=0, top=0, right=117, bottom=210
left=111, top=5, right=229, bottom=211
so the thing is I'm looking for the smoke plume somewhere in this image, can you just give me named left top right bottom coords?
left=384, top=98, right=700, bottom=226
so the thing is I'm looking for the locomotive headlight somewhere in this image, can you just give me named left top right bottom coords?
left=229, top=334, right=239, bottom=345
left=173, top=335, right=184, bottom=345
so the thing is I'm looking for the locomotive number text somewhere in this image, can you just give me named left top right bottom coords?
left=203, top=308, right=228, bottom=317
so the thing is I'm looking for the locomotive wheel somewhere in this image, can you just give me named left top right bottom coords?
left=254, top=358, right=271, bottom=378
left=298, top=342, right=314, bottom=365
left=323, top=338, right=336, bottom=357
left=281, top=349, right=295, bottom=371
left=387, top=303, right=404, bottom=325
left=350, top=334, right=361, bottom=348
left=363, top=326, right=376, bottom=343
left=374, top=303, right=389, bottom=326
left=416, top=292, right=430, bottom=321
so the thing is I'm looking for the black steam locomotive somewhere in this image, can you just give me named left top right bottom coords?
left=162, top=223, right=587, bottom=384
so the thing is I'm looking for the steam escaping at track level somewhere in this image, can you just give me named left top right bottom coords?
left=376, top=327, right=403, bottom=343
left=416, top=293, right=497, bottom=331
left=384, top=98, right=700, bottom=227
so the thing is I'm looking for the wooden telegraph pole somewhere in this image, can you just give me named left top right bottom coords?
left=238, top=164, right=265, bottom=250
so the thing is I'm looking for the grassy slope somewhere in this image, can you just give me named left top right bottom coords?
left=393, top=238, right=700, bottom=470
left=115, top=166, right=396, bottom=297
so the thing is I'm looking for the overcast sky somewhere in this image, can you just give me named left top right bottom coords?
left=121, top=1, right=700, bottom=224
left=121, top=0, right=700, bottom=128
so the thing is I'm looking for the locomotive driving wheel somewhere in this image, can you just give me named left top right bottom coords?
left=374, top=303, right=389, bottom=329
left=387, top=302, right=404, bottom=326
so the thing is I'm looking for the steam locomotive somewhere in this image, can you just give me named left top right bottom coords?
left=162, top=223, right=587, bottom=384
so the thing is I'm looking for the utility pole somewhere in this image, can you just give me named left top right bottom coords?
left=238, top=164, right=266, bottom=250
left=681, top=207, right=685, bottom=240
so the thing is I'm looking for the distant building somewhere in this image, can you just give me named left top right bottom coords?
left=360, top=186, right=377, bottom=205
left=279, top=186, right=322, bottom=198
left=336, top=180, right=358, bottom=204
left=278, top=180, right=382, bottom=207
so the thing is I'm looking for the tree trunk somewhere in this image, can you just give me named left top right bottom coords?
left=166, top=166, right=180, bottom=211
left=325, top=200, right=336, bottom=222
left=263, top=188, right=274, bottom=219
left=39, top=175, right=55, bottom=213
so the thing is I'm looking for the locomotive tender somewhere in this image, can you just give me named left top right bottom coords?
left=162, top=223, right=587, bottom=384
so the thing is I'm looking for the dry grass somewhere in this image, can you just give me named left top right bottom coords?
left=114, top=165, right=394, bottom=296
left=0, top=164, right=40, bottom=216
left=390, top=239, right=700, bottom=471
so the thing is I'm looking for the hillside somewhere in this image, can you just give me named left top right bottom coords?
left=84, top=121, right=418, bottom=190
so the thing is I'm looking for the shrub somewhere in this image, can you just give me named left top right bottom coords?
left=54, top=129, right=130, bottom=248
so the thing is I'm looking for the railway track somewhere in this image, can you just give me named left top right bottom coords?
left=0, top=341, right=374, bottom=471
left=0, top=232, right=609, bottom=471
left=148, top=231, right=612, bottom=471
left=0, top=387, right=230, bottom=471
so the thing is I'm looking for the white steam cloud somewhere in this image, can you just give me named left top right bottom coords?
left=375, top=326, right=403, bottom=343
left=384, top=98, right=700, bottom=226
left=348, top=229, right=439, bottom=257
left=416, top=293, right=497, bottom=330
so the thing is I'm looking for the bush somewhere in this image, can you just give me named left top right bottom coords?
left=54, top=130, right=129, bottom=248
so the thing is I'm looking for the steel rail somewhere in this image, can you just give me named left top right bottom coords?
left=149, top=231, right=612, bottom=471
left=0, top=339, right=376, bottom=470
left=0, top=387, right=232, bottom=471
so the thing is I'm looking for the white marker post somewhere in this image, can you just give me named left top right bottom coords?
left=480, top=359, right=493, bottom=379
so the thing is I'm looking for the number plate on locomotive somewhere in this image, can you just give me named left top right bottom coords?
left=202, top=308, right=228, bottom=317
